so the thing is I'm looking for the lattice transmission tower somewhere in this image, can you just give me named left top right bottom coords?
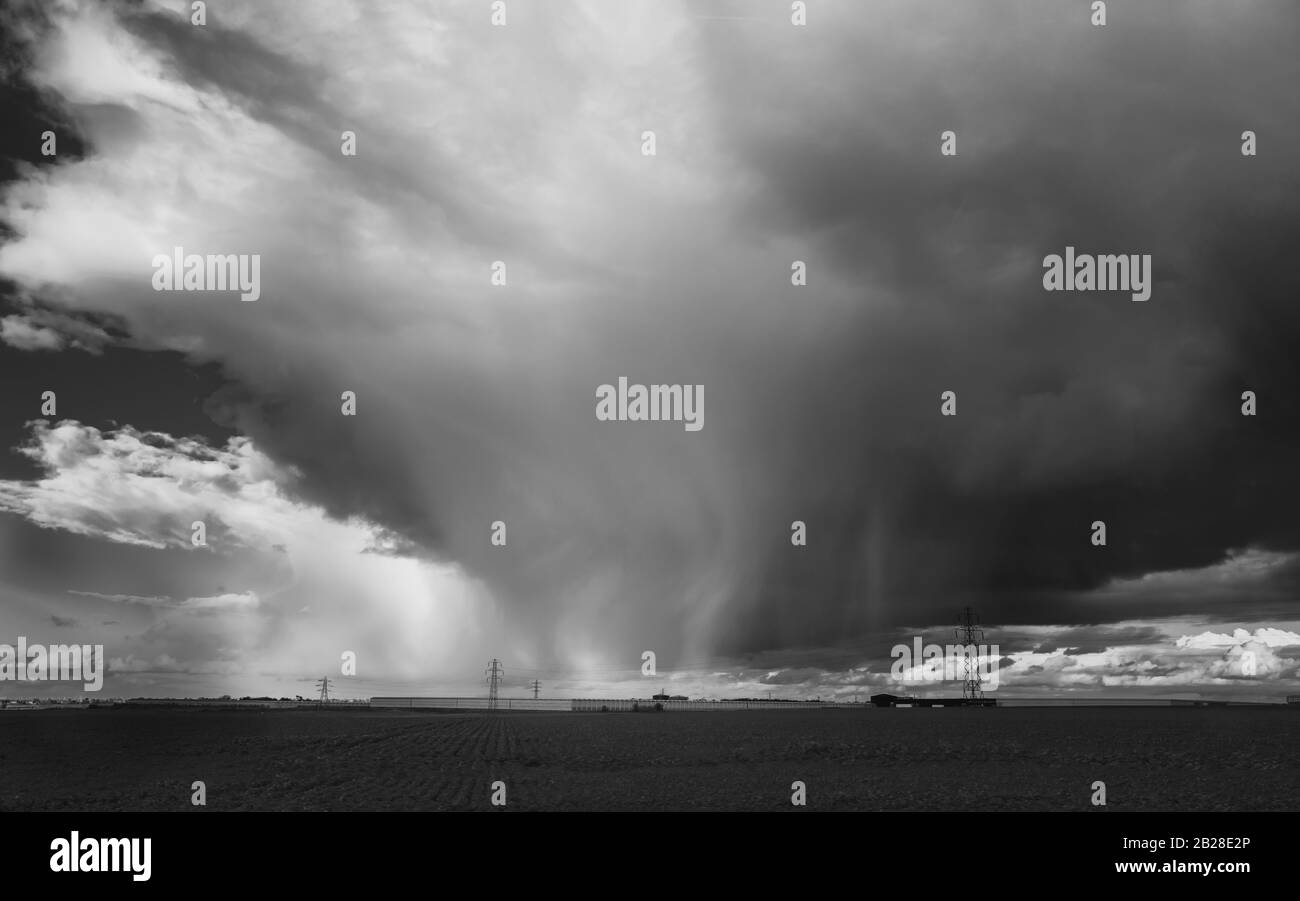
left=484, top=659, right=504, bottom=711
left=954, top=607, right=985, bottom=703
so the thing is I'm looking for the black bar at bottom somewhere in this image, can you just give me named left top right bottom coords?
left=4, top=811, right=1285, bottom=887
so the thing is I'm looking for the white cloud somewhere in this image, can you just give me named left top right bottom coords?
left=0, top=420, right=300, bottom=549
left=0, top=315, right=64, bottom=350
left=69, top=590, right=170, bottom=604
left=0, top=308, right=112, bottom=352
left=2, top=420, right=495, bottom=690
left=1176, top=627, right=1300, bottom=650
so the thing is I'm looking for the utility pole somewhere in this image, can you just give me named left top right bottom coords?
left=955, top=606, right=985, bottom=703
left=484, top=659, right=503, bottom=711
left=315, top=676, right=330, bottom=705
left=530, top=679, right=541, bottom=700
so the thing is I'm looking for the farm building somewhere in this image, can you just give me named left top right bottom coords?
left=870, top=693, right=997, bottom=707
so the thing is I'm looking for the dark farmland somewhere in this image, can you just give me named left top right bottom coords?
left=1, top=707, right=1296, bottom=811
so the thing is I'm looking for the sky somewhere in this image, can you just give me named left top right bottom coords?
left=0, top=0, right=1298, bottom=702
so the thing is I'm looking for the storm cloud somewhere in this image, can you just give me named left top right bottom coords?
left=0, top=0, right=1297, bottom=697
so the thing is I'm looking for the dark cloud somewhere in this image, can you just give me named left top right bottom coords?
left=691, top=0, right=1300, bottom=651
left=0, top=0, right=89, bottom=189
left=1048, top=625, right=1164, bottom=655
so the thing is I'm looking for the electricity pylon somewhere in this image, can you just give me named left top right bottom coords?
left=955, top=607, right=985, bottom=702
left=484, top=659, right=504, bottom=711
